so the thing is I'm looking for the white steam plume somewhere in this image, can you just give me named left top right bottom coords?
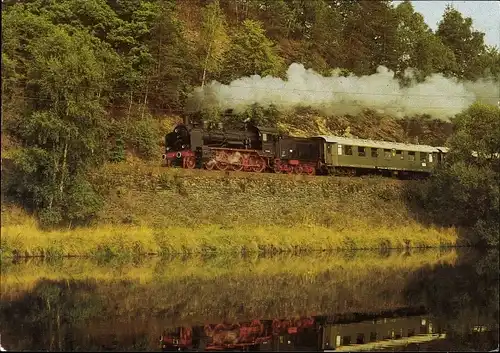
left=187, top=63, right=500, bottom=120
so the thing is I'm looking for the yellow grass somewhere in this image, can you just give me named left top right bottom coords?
left=0, top=221, right=458, bottom=258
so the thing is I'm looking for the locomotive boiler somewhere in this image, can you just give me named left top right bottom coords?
left=163, top=117, right=319, bottom=174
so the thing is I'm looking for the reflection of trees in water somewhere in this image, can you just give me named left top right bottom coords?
left=0, top=280, right=107, bottom=351
left=1, top=250, right=497, bottom=351
left=404, top=249, right=499, bottom=351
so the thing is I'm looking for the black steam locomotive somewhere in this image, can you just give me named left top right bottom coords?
left=163, top=117, right=321, bottom=175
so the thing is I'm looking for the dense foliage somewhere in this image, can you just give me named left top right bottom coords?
left=410, top=103, right=500, bottom=247
left=1, top=0, right=499, bottom=235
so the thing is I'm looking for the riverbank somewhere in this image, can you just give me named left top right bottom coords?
left=1, top=212, right=457, bottom=258
left=1, top=160, right=458, bottom=258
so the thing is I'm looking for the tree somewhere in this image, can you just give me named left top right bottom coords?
left=252, top=0, right=296, bottom=41
left=393, top=0, right=457, bottom=79
left=436, top=5, right=487, bottom=80
left=145, top=1, right=197, bottom=113
left=297, top=0, right=345, bottom=74
left=413, top=103, right=500, bottom=247
left=2, top=11, right=117, bottom=226
left=222, top=19, right=285, bottom=81
left=199, top=0, right=230, bottom=87
left=338, top=0, right=399, bottom=75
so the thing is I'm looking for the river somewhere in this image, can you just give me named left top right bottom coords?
left=0, top=248, right=498, bottom=351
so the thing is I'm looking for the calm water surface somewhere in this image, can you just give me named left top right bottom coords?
left=0, top=248, right=498, bottom=352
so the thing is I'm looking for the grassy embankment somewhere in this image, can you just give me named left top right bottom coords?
left=1, top=158, right=457, bottom=257
left=1, top=114, right=457, bottom=257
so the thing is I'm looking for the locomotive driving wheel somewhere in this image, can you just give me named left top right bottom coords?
left=205, top=159, right=216, bottom=170
left=294, top=165, right=303, bottom=174
left=252, top=157, right=266, bottom=173
left=184, top=156, right=196, bottom=169
left=215, top=151, right=229, bottom=171
left=273, top=160, right=282, bottom=174
left=304, top=165, right=315, bottom=176
left=230, top=152, right=244, bottom=172
left=231, top=163, right=243, bottom=172
left=216, top=161, right=228, bottom=171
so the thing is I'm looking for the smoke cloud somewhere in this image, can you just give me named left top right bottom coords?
left=187, top=63, right=499, bottom=120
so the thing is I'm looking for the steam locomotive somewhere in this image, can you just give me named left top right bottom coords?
left=163, top=117, right=320, bottom=175
left=163, top=116, right=449, bottom=178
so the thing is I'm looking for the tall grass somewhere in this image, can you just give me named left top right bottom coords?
left=1, top=222, right=458, bottom=258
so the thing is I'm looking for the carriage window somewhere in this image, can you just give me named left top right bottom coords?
left=384, top=149, right=392, bottom=159
left=344, top=145, right=353, bottom=155
left=396, top=150, right=403, bottom=159
left=420, top=152, right=427, bottom=162
left=337, top=144, right=343, bottom=155
left=428, top=153, right=433, bottom=163
left=408, top=151, right=415, bottom=161
left=371, top=148, right=378, bottom=158
left=262, top=133, right=267, bottom=142
left=358, top=146, right=366, bottom=157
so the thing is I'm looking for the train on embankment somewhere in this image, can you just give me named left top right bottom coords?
left=162, top=115, right=450, bottom=179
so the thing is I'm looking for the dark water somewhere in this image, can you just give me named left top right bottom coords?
left=0, top=249, right=498, bottom=352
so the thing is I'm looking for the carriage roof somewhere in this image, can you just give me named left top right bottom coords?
left=315, top=135, right=440, bottom=153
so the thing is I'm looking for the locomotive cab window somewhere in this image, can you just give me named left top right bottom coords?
left=408, top=151, right=416, bottom=161
left=428, top=153, right=433, bottom=163
left=262, top=133, right=267, bottom=142
left=384, top=149, right=391, bottom=159
left=358, top=146, right=366, bottom=157
left=344, top=145, right=353, bottom=155
left=371, top=148, right=378, bottom=158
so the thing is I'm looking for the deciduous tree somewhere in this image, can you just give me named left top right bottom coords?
left=199, top=0, right=230, bottom=87
left=222, top=19, right=285, bottom=81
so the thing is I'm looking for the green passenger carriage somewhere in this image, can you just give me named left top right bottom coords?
left=315, top=135, right=448, bottom=177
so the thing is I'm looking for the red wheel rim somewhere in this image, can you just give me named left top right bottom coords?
left=252, top=157, right=266, bottom=173
left=216, top=162, right=228, bottom=170
left=205, top=160, right=215, bottom=170
left=185, top=156, right=196, bottom=169
left=232, top=163, right=243, bottom=171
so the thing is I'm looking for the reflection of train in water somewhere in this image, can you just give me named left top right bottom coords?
left=160, top=317, right=316, bottom=351
left=159, top=314, right=445, bottom=351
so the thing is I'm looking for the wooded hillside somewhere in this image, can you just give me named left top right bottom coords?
left=2, top=0, right=499, bottom=120
left=1, top=0, right=499, bottom=231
